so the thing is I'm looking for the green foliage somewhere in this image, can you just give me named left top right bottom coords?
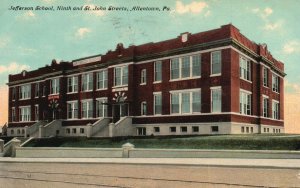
left=24, top=135, right=300, bottom=150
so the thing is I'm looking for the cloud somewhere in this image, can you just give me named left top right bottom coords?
left=75, top=28, right=91, bottom=39
left=175, top=1, right=208, bottom=14
left=0, top=62, right=30, bottom=74
left=263, top=20, right=283, bottom=31
left=17, top=10, right=36, bottom=20
left=252, top=7, right=273, bottom=19
left=204, top=10, right=211, bottom=17
left=0, top=38, right=9, bottom=48
left=283, top=41, right=300, bottom=54
left=285, top=80, right=300, bottom=94
left=251, top=7, right=283, bottom=31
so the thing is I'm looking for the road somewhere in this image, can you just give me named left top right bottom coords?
left=0, top=159, right=300, bottom=188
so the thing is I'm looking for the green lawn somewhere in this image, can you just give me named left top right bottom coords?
left=24, top=134, right=300, bottom=150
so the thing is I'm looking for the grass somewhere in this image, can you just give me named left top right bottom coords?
left=24, top=134, right=300, bottom=150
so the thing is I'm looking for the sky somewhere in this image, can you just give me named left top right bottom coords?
left=0, top=0, right=300, bottom=132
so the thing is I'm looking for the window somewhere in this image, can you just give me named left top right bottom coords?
left=272, top=100, right=279, bottom=120
left=264, top=128, right=266, bottom=133
left=137, top=127, right=146, bottom=136
left=154, top=127, right=160, bottom=133
left=35, top=83, right=39, bottom=97
left=171, top=90, right=201, bottom=114
left=211, top=51, right=221, bottom=75
left=240, top=91, right=251, bottom=115
left=180, top=126, right=187, bottom=132
left=114, top=66, right=128, bottom=86
left=241, top=126, right=245, bottom=133
left=211, top=126, right=219, bottom=132
left=170, top=55, right=201, bottom=80
left=246, top=127, right=249, bottom=133
left=11, top=129, right=14, bottom=135
left=12, top=87, right=16, bottom=100
left=154, top=61, right=162, bottom=82
left=140, top=69, right=147, bottom=84
left=35, top=105, right=39, bottom=121
left=72, top=128, right=77, bottom=134
left=67, top=101, right=78, bottom=119
left=22, top=129, right=25, bottom=134
left=211, top=88, right=221, bottom=113
left=251, top=127, right=253, bottom=133
left=192, top=126, right=199, bottom=132
left=141, top=101, right=147, bottom=116
left=170, top=127, right=176, bottom=133
left=96, top=98, right=108, bottom=117
left=19, top=84, right=31, bottom=99
left=96, top=70, right=108, bottom=90
left=67, top=76, right=78, bottom=93
left=66, top=128, right=70, bottom=134
left=42, top=85, right=46, bottom=96
left=240, top=56, right=251, bottom=81
left=81, top=100, right=93, bottom=119
left=19, top=106, right=31, bottom=122
left=154, top=93, right=162, bottom=115
left=263, top=97, right=269, bottom=117
left=11, top=108, right=16, bottom=122
left=17, top=129, right=20, bottom=134
left=272, top=74, right=279, bottom=92
left=80, top=128, right=85, bottom=134
left=263, top=67, right=268, bottom=87
left=81, top=73, right=93, bottom=91
left=50, top=78, right=59, bottom=95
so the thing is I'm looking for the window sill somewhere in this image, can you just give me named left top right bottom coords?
left=140, top=83, right=146, bottom=86
left=96, top=88, right=108, bottom=91
left=210, top=74, right=221, bottom=77
left=81, top=90, right=93, bottom=93
left=240, top=78, right=252, bottom=84
left=49, top=93, right=59, bottom=96
left=112, top=85, right=128, bottom=89
left=67, top=92, right=78, bottom=94
left=19, top=98, right=31, bottom=101
left=169, top=76, right=201, bottom=82
left=153, top=81, right=162, bottom=84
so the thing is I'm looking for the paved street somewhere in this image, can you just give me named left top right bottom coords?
left=0, top=158, right=300, bottom=187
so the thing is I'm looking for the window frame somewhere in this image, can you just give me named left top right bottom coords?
left=67, top=101, right=78, bottom=119
left=81, top=100, right=93, bottom=119
left=140, top=69, right=147, bottom=85
left=114, top=65, right=128, bottom=87
left=96, top=70, right=108, bottom=90
left=81, top=73, right=93, bottom=92
left=67, top=76, right=78, bottom=93
left=50, top=78, right=60, bottom=95
left=211, top=51, right=221, bottom=76
left=239, top=90, right=252, bottom=115
left=211, top=87, right=222, bottom=113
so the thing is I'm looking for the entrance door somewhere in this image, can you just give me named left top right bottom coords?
left=113, top=103, right=129, bottom=123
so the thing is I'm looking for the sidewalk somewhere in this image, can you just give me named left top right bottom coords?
left=1, top=157, right=300, bottom=169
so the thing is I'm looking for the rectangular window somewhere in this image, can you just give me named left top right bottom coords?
left=19, top=84, right=31, bottom=99
left=82, top=73, right=93, bottom=91
left=181, top=93, right=190, bottom=113
left=96, top=70, right=108, bottom=90
left=81, top=100, right=93, bottom=119
left=181, top=56, right=190, bottom=78
left=68, top=76, right=78, bottom=93
left=11, top=108, right=16, bottom=122
left=170, top=127, right=176, bottom=133
left=50, top=78, right=60, bottom=95
left=137, top=127, right=146, bottom=136
left=154, top=93, right=162, bottom=115
left=171, top=93, right=179, bottom=114
left=12, top=87, right=16, bottom=100
left=170, top=55, right=201, bottom=80
left=67, top=101, right=78, bottom=119
left=35, top=105, right=39, bottom=121
left=80, top=128, right=85, bottom=134
left=140, top=69, right=147, bottom=84
left=240, top=91, right=251, bottom=115
left=241, top=126, right=245, bottom=133
left=272, top=74, right=279, bottom=92
left=263, top=97, right=269, bottom=117
left=170, top=90, right=201, bottom=114
left=192, top=126, right=199, bottom=132
left=192, top=55, right=201, bottom=77
left=72, top=128, right=76, bottom=134
left=19, top=106, right=31, bottom=122
left=211, top=126, right=219, bottom=132
left=272, top=101, right=279, bottom=120
left=154, top=127, right=160, bottom=133
left=114, top=66, right=128, bottom=86
left=211, top=88, right=221, bottom=113
left=240, top=56, right=251, bottom=81
left=35, top=83, right=39, bottom=97
left=180, top=126, right=187, bottom=132
left=141, top=101, right=147, bottom=116
left=154, top=61, right=162, bottom=82
left=263, top=67, right=268, bottom=87
left=211, top=51, right=221, bottom=75
left=66, top=128, right=70, bottom=134
left=170, top=58, right=180, bottom=80
left=96, top=98, right=108, bottom=117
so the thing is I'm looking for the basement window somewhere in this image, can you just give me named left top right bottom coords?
left=211, top=126, right=219, bottom=133
left=192, top=126, right=199, bottom=132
